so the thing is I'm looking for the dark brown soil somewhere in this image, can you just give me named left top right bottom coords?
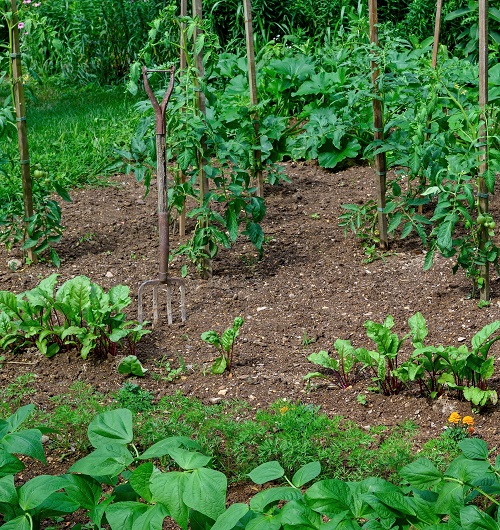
left=1, top=161, right=500, bottom=522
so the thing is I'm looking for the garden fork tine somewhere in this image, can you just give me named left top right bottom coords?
left=138, top=66, right=186, bottom=326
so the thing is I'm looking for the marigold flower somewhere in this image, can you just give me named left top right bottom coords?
left=448, top=412, right=461, bottom=424
left=279, top=406, right=289, bottom=415
left=468, top=426, right=475, bottom=434
left=462, top=416, right=474, bottom=426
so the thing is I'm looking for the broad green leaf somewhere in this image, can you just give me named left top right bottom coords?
left=106, top=501, right=149, bottom=530
left=87, top=409, right=133, bottom=448
left=167, top=447, right=211, bottom=470
left=69, top=444, right=134, bottom=476
left=139, top=436, right=201, bottom=460
left=63, top=474, right=102, bottom=510
left=458, top=438, right=489, bottom=460
left=399, top=458, right=443, bottom=488
left=131, top=502, right=170, bottom=530
left=18, top=475, right=67, bottom=511
left=0, top=474, right=17, bottom=505
left=183, top=467, right=227, bottom=521
left=247, top=461, right=284, bottom=484
left=211, top=503, right=249, bottom=530
left=374, top=490, right=416, bottom=516
left=31, top=491, right=80, bottom=519
left=281, top=499, right=322, bottom=528
left=129, top=462, right=155, bottom=502
left=304, top=479, right=353, bottom=516
left=249, top=486, right=303, bottom=513
left=1, top=430, right=46, bottom=463
left=0, top=515, right=31, bottom=530
left=118, top=356, right=147, bottom=377
left=245, top=514, right=281, bottom=530
left=307, top=351, right=338, bottom=371
left=6, top=405, right=35, bottom=433
left=408, top=312, right=428, bottom=346
left=150, top=471, right=189, bottom=530
left=460, top=505, right=499, bottom=530
left=201, top=330, right=221, bottom=348
left=292, top=461, right=321, bottom=488
left=471, top=322, right=500, bottom=352
left=211, top=356, right=227, bottom=374
left=463, top=387, right=497, bottom=407
left=0, top=448, right=24, bottom=477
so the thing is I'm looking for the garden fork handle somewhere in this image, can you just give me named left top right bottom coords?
left=142, top=66, right=175, bottom=134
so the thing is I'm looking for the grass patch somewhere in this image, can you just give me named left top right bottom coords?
left=1, top=82, right=141, bottom=198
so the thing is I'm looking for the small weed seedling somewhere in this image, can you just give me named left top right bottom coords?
left=152, top=355, right=186, bottom=382
left=201, top=317, right=244, bottom=374
left=301, top=332, right=316, bottom=346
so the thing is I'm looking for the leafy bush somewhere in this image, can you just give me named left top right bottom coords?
left=0, top=274, right=150, bottom=359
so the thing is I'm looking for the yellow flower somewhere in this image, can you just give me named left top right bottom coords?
left=279, top=406, right=289, bottom=415
left=462, top=416, right=474, bottom=426
left=448, top=412, right=461, bottom=424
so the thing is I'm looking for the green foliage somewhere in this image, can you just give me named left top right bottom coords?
left=0, top=274, right=150, bottom=359
left=201, top=316, right=244, bottom=374
left=118, top=356, right=148, bottom=377
left=305, top=339, right=361, bottom=389
left=2, top=405, right=499, bottom=530
left=114, top=383, right=155, bottom=414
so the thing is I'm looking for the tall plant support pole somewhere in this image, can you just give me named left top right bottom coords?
left=9, top=0, right=35, bottom=263
left=178, top=0, right=188, bottom=237
left=243, top=0, right=264, bottom=198
left=478, top=0, right=489, bottom=301
left=369, top=0, right=388, bottom=250
left=431, top=0, right=443, bottom=69
left=192, top=0, right=212, bottom=278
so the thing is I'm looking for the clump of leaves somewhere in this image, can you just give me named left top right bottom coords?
left=118, top=355, right=147, bottom=377
left=0, top=274, right=150, bottom=359
left=304, top=339, right=362, bottom=389
left=201, top=316, right=244, bottom=374
left=114, top=382, right=155, bottom=413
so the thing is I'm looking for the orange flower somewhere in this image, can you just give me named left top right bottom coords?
left=448, top=412, right=461, bottom=424
left=280, top=406, right=289, bottom=415
left=462, top=416, right=474, bottom=426
left=468, top=426, right=475, bottom=434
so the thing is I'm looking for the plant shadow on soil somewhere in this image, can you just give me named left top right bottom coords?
left=1, top=161, right=500, bottom=503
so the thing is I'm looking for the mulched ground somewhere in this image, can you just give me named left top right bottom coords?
left=1, top=161, right=500, bottom=524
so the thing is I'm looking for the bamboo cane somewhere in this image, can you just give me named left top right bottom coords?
left=243, top=0, right=264, bottom=198
left=179, top=0, right=188, bottom=237
left=9, top=0, right=35, bottom=263
left=192, top=0, right=212, bottom=278
left=431, top=0, right=443, bottom=69
left=478, top=0, right=489, bottom=301
left=369, top=0, right=388, bottom=250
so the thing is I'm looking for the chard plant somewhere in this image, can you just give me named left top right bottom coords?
left=355, top=315, right=409, bottom=395
left=304, top=339, right=361, bottom=389
left=0, top=274, right=150, bottom=359
left=201, top=316, right=244, bottom=374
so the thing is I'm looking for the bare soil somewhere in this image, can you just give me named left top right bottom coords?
left=1, top=161, right=500, bottom=521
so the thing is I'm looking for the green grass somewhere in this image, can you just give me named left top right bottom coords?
left=2, top=82, right=141, bottom=194
left=0, top=381, right=462, bottom=485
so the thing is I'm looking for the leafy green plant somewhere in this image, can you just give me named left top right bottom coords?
left=399, top=313, right=500, bottom=407
left=201, top=316, right=244, bottom=374
left=0, top=274, right=150, bottom=359
left=151, top=355, right=186, bottom=382
left=117, top=355, right=148, bottom=377
left=355, top=315, right=408, bottom=395
left=305, top=339, right=362, bottom=389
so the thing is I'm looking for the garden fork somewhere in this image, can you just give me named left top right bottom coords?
left=138, top=66, right=186, bottom=325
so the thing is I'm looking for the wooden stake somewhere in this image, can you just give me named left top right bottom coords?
left=192, top=0, right=212, bottom=278
left=243, top=0, right=264, bottom=198
left=179, top=0, right=188, bottom=237
left=431, top=0, right=443, bottom=69
left=478, top=0, right=489, bottom=301
left=369, top=0, right=388, bottom=250
left=9, top=0, right=35, bottom=264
